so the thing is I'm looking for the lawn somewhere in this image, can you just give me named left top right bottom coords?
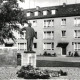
left=36, top=56, right=80, bottom=67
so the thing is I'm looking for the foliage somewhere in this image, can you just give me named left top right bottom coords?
left=17, top=65, right=67, bottom=79
left=43, top=51, right=56, bottom=57
left=52, top=53, right=56, bottom=57
left=59, top=69, right=67, bottom=76
left=17, top=65, right=50, bottom=79
left=0, top=0, right=27, bottom=44
left=68, top=51, right=71, bottom=56
left=47, top=53, right=51, bottom=56
left=43, top=51, right=47, bottom=56
left=74, top=51, right=79, bottom=57
left=67, top=51, right=80, bottom=57
left=67, top=51, right=73, bottom=57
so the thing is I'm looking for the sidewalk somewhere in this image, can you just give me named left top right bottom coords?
left=37, top=56, right=80, bottom=62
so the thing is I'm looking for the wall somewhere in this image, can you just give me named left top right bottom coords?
left=0, top=48, right=17, bottom=67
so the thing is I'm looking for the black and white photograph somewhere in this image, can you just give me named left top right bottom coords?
left=0, top=0, right=80, bottom=80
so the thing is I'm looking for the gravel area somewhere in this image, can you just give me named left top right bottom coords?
left=0, top=67, right=80, bottom=80
left=40, top=67, right=80, bottom=79
left=0, top=67, right=20, bottom=80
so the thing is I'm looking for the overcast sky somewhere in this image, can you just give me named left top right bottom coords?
left=18, top=0, right=80, bottom=9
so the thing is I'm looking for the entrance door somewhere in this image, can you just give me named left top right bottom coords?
left=62, top=47, right=66, bottom=55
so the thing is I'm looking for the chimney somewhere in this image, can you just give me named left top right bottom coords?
left=63, top=3, right=66, bottom=7
left=36, top=6, right=40, bottom=10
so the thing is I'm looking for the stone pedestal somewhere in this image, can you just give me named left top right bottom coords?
left=21, top=51, right=36, bottom=68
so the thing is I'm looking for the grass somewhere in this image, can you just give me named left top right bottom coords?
left=36, top=56, right=80, bottom=67
left=36, top=60, right=80, bottom=67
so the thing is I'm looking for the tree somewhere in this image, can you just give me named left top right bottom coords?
left=0, top=0, right=27, bottom=44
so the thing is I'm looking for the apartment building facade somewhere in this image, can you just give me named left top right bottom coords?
left=27, top=17, right=80, bottom=56
left=21, top=3, right=80, bottom=56
left=2, top=3, right=80, bottom=56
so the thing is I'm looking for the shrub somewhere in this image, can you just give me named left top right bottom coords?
left=52, top=53, right=56, bottom=57
left=59, top=69, right=67, bottom=76
left=68, top=51, right=71, bottom=56
left=17, top=65, right=67, bottom=79
left=17, top=65, right=50, bottom=79
left=43, top=51, right=48, bottom=56
left=71, top=53, right=73, bottom=57
left=43, top=52, right=56, bottom=57
left=47, top=53, right=51, bottom=56
left=74, top=51, right=79, bottom=57
left=54, top=53, right=56, bottom=57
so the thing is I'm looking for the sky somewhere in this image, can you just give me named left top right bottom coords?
left=18, top=0, right=80, bottom=9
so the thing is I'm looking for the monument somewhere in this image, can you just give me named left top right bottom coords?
left=21, top=23, right=37, bottom=67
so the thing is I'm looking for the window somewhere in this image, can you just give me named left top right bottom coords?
left=43, top=31, right=54, bottom=39
left=44, top=19, right=54, bottom=28
left=73, top=42, right=80, bottom=51
left=20, top=43, right=24, bottom=50
left=43, top=10, right=47, bottom=15
left=34, top=11, right=38, bottom=16
left=26, top=12, right=30, bottom=17
left=74, top=18, right=80, bottom=26
left=74, top=30, right=80, bottom=38
left=61, top=19, right=66, bottom=25
left=62, top=31, right=66, bottom=37
left=18, top=43, right=26, bottom=50
left=34, top=43, right=37, bottom=48
left=33, top=20, right=37, bottom=26
left=51, top=10, right=56, bottom=15
left=43, top=42, right=54, bottom=50
left=52, top=20, right=54, bottom=27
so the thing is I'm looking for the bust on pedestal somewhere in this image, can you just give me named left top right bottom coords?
left=21, top=23, right=37, bottom=68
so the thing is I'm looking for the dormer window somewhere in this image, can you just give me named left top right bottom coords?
left=34, top=11, right=38, bottom=16
left=26, top=12, right=30, bottom=17
left=43, top=10, right=47, bottom=15
left=51, top=10, right=56, bottom=15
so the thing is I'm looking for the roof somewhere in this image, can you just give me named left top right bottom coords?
left=24, top=3, right=80, bottom=20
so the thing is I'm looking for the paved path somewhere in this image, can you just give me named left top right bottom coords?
left=37, top=56, right=80, bottom=62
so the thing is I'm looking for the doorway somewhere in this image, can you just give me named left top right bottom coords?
left=57, top=42, right=68, bottom=56
left=62, top=47, right=66, bottom=55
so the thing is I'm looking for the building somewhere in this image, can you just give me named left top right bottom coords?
left=2, top=3, right=80, bottom=56
left=19, top=3, right=80, bottom=56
